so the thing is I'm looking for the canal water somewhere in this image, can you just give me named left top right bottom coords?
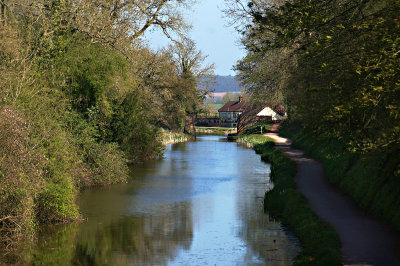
left=5, top=135, right=300, bottom=265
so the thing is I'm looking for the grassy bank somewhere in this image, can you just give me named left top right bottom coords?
left=195, top=127, right=236, bottom=135
left=280, top=122, right=400, bottom=232
left=160, top=129, right=194, bottom=145
left=238, top=134, right=342, bottom=265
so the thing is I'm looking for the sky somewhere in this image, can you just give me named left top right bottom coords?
left=145, top=0, right=246, bottom=76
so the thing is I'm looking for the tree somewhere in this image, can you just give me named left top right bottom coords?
left=0, top=0, right=204, bottom=249
left=224, top=0, right=292, bottom=107
left=222, top=90, right=237, bottom=104
left=0, top=0, right=6, bottom=26
left=2, top=0, right=193, bottom=52
left=226, top=0, right=400, bottom=152
left=168, top=37, right=215, bottom=98
left=201, top=102, right=217, bottom=117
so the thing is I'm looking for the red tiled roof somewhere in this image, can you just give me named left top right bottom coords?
left=218, top=100, right=247, bottom=112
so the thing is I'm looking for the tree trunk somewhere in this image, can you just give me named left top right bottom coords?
left=184, top=114, right=196, bottom=136
left=0, top=0, right=5, bottom=27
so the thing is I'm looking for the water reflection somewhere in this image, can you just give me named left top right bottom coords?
left=2, top=135, right=299, bottom=265
left=235, top=155, right=299, bottom=264
left=72, top=204, right=193, bottom=265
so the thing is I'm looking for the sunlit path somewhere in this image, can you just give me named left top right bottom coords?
left=265, top=125, right=400, bottom=265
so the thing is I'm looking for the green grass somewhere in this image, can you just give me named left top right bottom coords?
left=213, top=104, right=223, bottom=110
left=238, top=134, right=273, bottom=145
left=280, top=121, right=400, bottom=232
left=240, top=132, right=342, bottom=265
left=243, top=122, right=273, bottom=135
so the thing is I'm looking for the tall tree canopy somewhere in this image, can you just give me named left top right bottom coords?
left=226, top=0, right=400, bottom=152
left=0, top=0, right=216, bottom=250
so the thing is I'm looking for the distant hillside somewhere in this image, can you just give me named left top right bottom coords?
left=208, top=75, right=243, bottom=93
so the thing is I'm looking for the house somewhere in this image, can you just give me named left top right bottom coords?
left=256, top=106, right=286, bottom=121
left=217, top=96, right=247, bottom=127
left=237, top=104, right=286, bottom=135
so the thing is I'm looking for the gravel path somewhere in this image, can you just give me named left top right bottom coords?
left=265, top=124, right=400, bottom=265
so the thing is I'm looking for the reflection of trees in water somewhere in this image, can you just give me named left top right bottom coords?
left=237, top=197, right=299, bottom=265
left=4, top=202, right=193, bottom=265
left=0, top=222, right=80, bottom=265
left=235, top=160, right=300, bottom=265
left=170, top=142, right=187, bottom=152
left=72, top=202, right=193, bottom=265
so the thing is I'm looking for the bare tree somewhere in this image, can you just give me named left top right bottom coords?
left=168, top=37, right=215, bottom=95
left=4, top=0, right=194, bottom=50
left=223, top=0, right=286, bottom=30
left=0, top=0, right=6, bottom=26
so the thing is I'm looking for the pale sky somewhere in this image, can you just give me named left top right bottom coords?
left=145, top=0, right=246, bottom=76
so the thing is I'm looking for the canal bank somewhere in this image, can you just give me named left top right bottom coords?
left=237, top=133, right=342, bottom=265
left=195, top=126, right=236, bottom=135
left=160, top=129, right=194, bottom=145
left=263, top=124, right=400, bottom=265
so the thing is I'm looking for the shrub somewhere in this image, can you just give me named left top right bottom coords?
left=0, top=106, right=42, bottom=247
left=84, top=142, right=129, bottom=187
left=112, top=92, right=164, bottom=162
left=35, top=181, right=79, bottom=223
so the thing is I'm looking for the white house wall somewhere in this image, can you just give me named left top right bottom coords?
left=257, top=107, right=284, bottom=121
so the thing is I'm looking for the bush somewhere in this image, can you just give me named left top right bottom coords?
left=0, top=106, right=41, bottom=247
left=112, top=92, right=164, bottom=162
left=84, top=142, right=129, bottom=187
left=35, top=182, right=79, bottom=223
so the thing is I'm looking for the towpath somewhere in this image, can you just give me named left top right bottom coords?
left=265, top=124, right=400, bottom=266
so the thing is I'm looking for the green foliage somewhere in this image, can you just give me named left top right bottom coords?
left=83, top=142, right=129, bottom=187
left=281, top=121, right=400, bottom=232
left=234, top=0, right=400, bottom=153
left=112, top=92, right=164, bottom=162
left=242, top=122, right=272, bottom=135
left=58, top=40, right=126, bottom=113
left=0, top=106, right=41, bottom=246
left=0, top=0, right=208, bottom=250
left=240, top=133, right=342, bottom=265
left=239, top=134, right=273, bottom=146
left=36, top=182, right=78, bottom=224
left=221, top=90, right=236, bottom=104
left=280, top=123, right=356, bottom=184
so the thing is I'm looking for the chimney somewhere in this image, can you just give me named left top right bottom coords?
left=239, top=96, right=243, bottom=102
